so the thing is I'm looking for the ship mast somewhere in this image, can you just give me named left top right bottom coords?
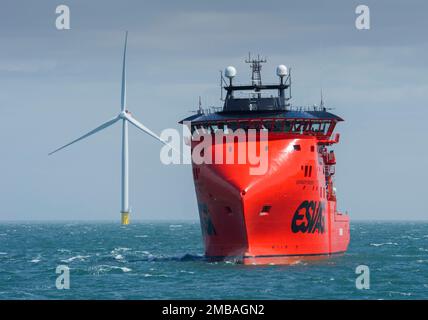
left=320, top=89, right=325, bottom=110
left=221, top=54, right=292, bottom=111
left=245, top=53, right=267, bottom=86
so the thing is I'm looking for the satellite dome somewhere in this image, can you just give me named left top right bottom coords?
left=276, top=64, right=288, bottom=77
left=225, top=66, right=237, bottom=78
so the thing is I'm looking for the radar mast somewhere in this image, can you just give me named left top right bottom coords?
left=245, top=53, right=267, bottom=86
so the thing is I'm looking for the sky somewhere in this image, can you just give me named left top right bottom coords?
left=0, top=0, right=427, bottom=221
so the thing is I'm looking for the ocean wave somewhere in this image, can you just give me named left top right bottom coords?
left=0, top=252, right=7, bottom=255
left=112, top=247, right=131, bottom=252
left=61, top=255, right=90, bottom=263
left=388, top=291, right=411, bottom=297
left=370, top=242, right=398, bottom=247
left=179, top=270, right=195, bottom=274
left=110, top=247, right=132, bottom=261
left=143, top=273, right=169, bottom=278
left=30, top=256, right=41, bottom=263
left=57, top=249, right=71, bottom=253
left=401, top=235, right=420, bottom=240
left=135, top=235, right=148, bottom=238
left=89, top=265, right=132, bottom=275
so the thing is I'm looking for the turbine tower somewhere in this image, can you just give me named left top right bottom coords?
left=49, top=32, right=170, bottom=225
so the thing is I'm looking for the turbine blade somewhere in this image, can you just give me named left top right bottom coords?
left=125, top=114, right=166, bottom=144
left=121, top=31, right=128, bottom=111
left=125, top=114, right=179, bottom=154
left=48, top=116, right=119, bottom=155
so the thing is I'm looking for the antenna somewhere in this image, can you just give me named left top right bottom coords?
left=245, top=52, right=267, bottom=85
left=198, top=96, right=202, bottom=114
left=219, top=70, right=224, bottom=101
left=320, top=89, right=325, bottom=110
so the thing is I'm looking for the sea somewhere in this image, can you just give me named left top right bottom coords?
left=0, top=221, right=427, bottom=300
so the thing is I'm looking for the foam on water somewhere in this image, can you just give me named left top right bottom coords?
left=61, top=255, right=90, bottom=263
left=30, top=255, right=42, bottom=263
left=89, top=265, right=132, bottom=274
left=370, top=242, right=399, bottom=247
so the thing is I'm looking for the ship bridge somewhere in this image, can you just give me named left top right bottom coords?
left=179, top=54, right=343, bottom=140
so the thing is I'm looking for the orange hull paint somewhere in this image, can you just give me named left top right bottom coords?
left=192, top=134, right=350, bottom=265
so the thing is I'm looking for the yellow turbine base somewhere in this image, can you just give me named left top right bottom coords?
left=121, top=212, right=130, bottom=225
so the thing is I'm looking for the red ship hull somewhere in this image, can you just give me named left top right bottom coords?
left=191, top=134, right=350, bottom=265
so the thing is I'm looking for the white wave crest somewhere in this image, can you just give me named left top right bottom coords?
left=61, top=255, right=90, bottom=263
left=370, top=242, right=398, bottom=247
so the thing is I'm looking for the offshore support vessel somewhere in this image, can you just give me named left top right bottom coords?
left=180, top=55, right=350, bottom=264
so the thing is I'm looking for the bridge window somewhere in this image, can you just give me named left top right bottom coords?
left=262, top=120, right=273, bottom=130
left=210, top=123, right=219, bottom=132
left=273, top=120, right=284, bottom=132
left=227, top=122, right=238, bottom=131
left=191, top=125, right=209, bottom=134
left=239, top=121, right=249, bottom=131
left=310, top=122, right=322, bottom=132
left=217, top=123, right=225, bottom=132
left=320, top=122, right=330, bottom=134
left=310, top=121, right=331, bottom=134
left=203, top=125, right=212, bottom=134
left=248, top=121, right=260, bottom=130
left=292, top=121, right=309, bottom=134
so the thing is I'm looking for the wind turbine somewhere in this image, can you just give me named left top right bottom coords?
left=49, top=32, right=170, bottom=225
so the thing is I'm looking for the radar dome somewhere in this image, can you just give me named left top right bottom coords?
left=276, top=64, right=288, bottom=77
left=225, top=66, right=237, bottom=78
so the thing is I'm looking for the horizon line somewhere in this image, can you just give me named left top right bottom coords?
left=0, top=218, right=428, bottom=223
